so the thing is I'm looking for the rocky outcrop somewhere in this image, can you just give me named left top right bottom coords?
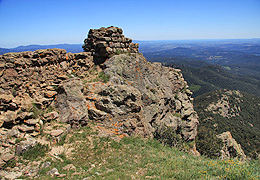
left=101, top=54, right=199, bottom=141
left=217, top=131, right=246, bottom=160
left=82, top=26, right=139, bottom=64
left=206, top=90, right=242, bottom=118
left=0, top=26, right=200, bottom=172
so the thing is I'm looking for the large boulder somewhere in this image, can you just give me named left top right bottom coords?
left=217, top=131, right=246, bottom=160
left=56, top=78, right=88, bottom=128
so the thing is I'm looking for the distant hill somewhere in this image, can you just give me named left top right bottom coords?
left=194, top=89, right=260, bottom=158
left=164, top=62, right=260, bottom=97
left=141, top=39, right=260, bottom=84
left=0, top=44, right=83, bottom=54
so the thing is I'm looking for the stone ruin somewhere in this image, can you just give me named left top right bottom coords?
left=0, top=26, right=201, bottom=171
left=82, top=26, right=139, bottom=64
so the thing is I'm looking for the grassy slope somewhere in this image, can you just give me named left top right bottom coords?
left=20, top=124, right=260, bottom=180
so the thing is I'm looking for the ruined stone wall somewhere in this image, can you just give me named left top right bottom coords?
left=82, top=26, right=139, bottom=64
left=0, top=49, right=94, bottom=133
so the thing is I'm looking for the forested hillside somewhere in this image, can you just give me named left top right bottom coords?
left=194, top=89, right=260, bottom=158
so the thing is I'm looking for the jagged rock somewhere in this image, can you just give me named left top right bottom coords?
left=102, top=54, right=199, bottom=141
left=43, top=111, right=59, bottom=121
left=17, top=125, right=35, bottom=132
left=56, top=78, right=88, bottom=127
left=217, top=131, right=246, bottom=159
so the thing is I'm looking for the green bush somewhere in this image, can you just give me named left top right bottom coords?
left=154, top=125, right=184, bottom=148
left=196, top=125, right=223, bottom=159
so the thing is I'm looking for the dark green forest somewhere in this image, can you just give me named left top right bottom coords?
left=194, top=90, right=260, bottom=158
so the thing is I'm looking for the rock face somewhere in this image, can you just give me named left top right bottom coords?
left=0, top=26, right=199, bottom=167
left=217, top=131, right=246, bottom=160
left=98, top=53, right=198, bottom=141
left=82, top=26, right=139, bottom=64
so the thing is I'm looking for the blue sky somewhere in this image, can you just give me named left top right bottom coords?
left=0, top=0, right=259, bottom=48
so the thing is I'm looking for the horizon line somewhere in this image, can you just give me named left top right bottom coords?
left=1, top=38, right=260, bottom=49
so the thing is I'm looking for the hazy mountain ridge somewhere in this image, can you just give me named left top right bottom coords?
left=0, top=44, right=83, bottom=54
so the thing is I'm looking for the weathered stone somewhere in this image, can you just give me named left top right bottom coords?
left=2, top=68, right=18, bottom=80
left=16, top=112, right=34, bottom=121
left=24, top=119, right=39, bottom=125
left=58, top=74, right=69, bottom=80
left=7, top=127, right=20, bottom=137
left=56, top=78, right=88, bottom=127
left=0, top=94, right=14, bottom=103
left=44, top=91, right=57, bottom=98
left=50, top=129, right=64, bottom=137
left=1, top=110, right=16, bottom=123
left=62, top=164, right=76, bottom=171
left=1, top=153, right=15, bottom=162
left=43, top=111, right=59, bottom=120
left=103, top=54, right=199, bottom=141
left=17, top=125, right=34, bottom=132
left=0, top=117, right=4, bottom=127
left=217, top=131, right=246, bottom=160
left=2, top=171, right=22, bottom=179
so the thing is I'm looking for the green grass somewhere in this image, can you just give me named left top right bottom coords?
left=21, top=143, right=49, bottom=160
left=33, top=125, right=260, bottom=180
